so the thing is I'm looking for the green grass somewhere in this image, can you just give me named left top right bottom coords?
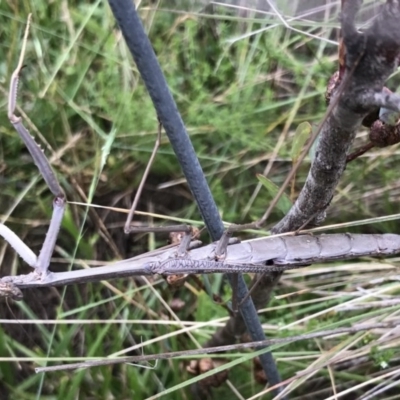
left=0, top=1, right=400, bottom=399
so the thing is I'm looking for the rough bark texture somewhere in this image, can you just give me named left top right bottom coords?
left=205, top=0, right=400, bottom=354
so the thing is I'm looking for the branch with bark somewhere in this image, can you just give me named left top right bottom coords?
left=204, top=0, right=400, bottom=373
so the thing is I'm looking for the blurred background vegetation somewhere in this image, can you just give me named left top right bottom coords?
left=0, top=1, right=399, bottom=399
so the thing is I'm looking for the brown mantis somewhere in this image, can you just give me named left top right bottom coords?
left=0, top=6, right=400, bottom=399
left=3, top=8, right=400, bottom=303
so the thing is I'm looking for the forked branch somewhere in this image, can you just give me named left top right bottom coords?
left=203, top=0, right=400, bottom=359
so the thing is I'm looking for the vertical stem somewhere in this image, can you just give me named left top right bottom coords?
left=107, top=0, right=284, bottom=395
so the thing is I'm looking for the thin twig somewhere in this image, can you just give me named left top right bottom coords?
left=35, top=321, right=398, bottom=372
